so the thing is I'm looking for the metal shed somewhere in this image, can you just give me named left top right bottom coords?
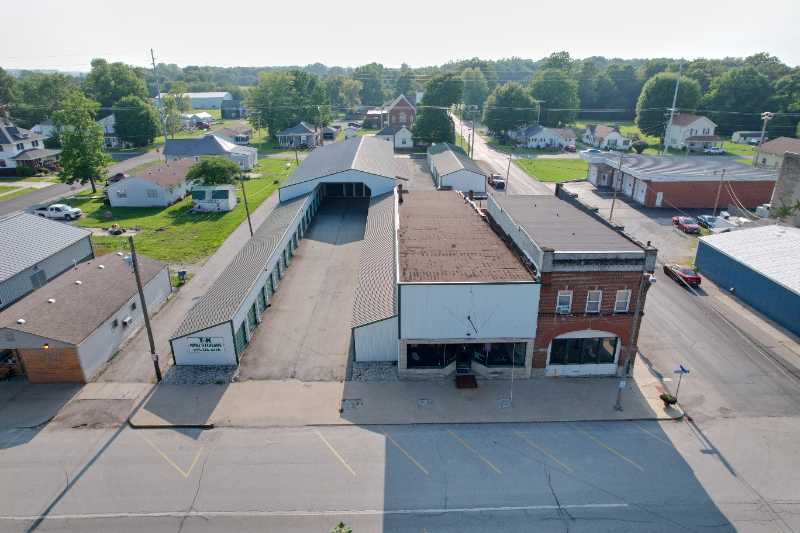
left=695, top=226, right=800, bottom=336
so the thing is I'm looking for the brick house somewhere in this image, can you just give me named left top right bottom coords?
left=385, top=94, right=416, bottom=128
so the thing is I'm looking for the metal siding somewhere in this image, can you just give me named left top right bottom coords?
left=441, top=170, right=486, bottom=193
left=399, top=283, right=539, bottom=340
left=279, top=170, right=396, bottom=202
left=354, top=317, right=399, bottom=362
left=696, top=241, right=800, bottom=336
left=171, top=322, right=237, bottom=365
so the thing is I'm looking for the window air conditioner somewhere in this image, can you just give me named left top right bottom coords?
left=557, top=306, right=570, bottom=315
left=122, top=317, right=132, bottom=327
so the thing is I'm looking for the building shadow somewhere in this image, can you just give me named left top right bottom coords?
left=128, top=384, right=228, bottom=433
left=0, top=378, right=83, bottom=429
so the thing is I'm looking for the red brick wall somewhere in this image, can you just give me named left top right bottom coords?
left=18, top=347, right=84, bottom=383
left=642, top=178, right=776, bottom=209
left=389, top=103, right=415, bottom=126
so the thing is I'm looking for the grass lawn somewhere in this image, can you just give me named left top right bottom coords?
left=170, top=271, right=196, bottom=287
left=486, top=137, right=560, bottom=155
left=0, top=187, right=35, bottom=202
left=0, top=185, right=21, bottom=195
left=0, top=176, right=50, bottom=183
left=515, top=159, right=589, bottom=182
left=65, top=158, right=295, bottom=264
left=455, top=134, right=471, bottom=152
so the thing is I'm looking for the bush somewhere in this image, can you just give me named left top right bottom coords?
left=15, top=166, right=36, bottom=177
left=631, top=140, right=649, bottom=154
left=362, top=119, right=373, bottom=129
left=660, top=393, right=677, bottom=405
left=498, top=136, right=509, bottom=145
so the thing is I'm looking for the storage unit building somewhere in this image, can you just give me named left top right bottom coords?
left=108, top=158, right=193, bottom=207
left=695, top=225, right=800, bottom=337
left=163, top=92, right=232, bottom=109
left=0, top=213, right=93, bottom=311
left=0, top=251, right=170, bottom=383
left=427, top=143, right=485, bottom=193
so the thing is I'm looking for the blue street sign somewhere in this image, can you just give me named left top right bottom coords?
left=675, top=365, right=690, bottom=374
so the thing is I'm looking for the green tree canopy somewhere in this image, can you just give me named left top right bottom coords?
left=393, top=65, right=418, bottom=99
left=411, top=73, right=464, bottom=145
left=635, top=72, right=702, bottom=136
left=702, top=65, right=773, bottom=133
left=323, top=75, right=346, bottom=106
left=528, top=69, right=580, bottom=127
left=342, top=79, right=363, bottom=110
left=113, top=96, right=162, bottom=146
left=541, top=51, right=574, bottom=72
left=351, top=63, right=386, bottom=106
left=186, top=156, right=241, bottom=185
left=16, top=73, right=75, bottom=128
left=246, top=70, right=331, bottom=139
left=53, top=91, right=111, bottom=193
left=481, top=82, right=537, bottom=133
left=640, top=59, right=670, bottom=81
left=768, top=71, right=800, bottom=136
left=84, top=58, right=148, bottom=118
left=461, top=67, right=489, bottom=107
left=0, top=67, right=18, bottom=106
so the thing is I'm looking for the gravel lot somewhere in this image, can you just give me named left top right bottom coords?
left=161, top=365, right=239, bottom=385
left=351, top=362, right=400, bottom=381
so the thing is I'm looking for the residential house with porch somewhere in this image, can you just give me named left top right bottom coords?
left=511, top=125, right=576, bottom=149
left=581, top=125, right=631, bottom=150
left=0, top=123, right=60, bottom=171
left=276, top=122, right=321, bottom=148
left=97, top=115, right=131, bottom=149
left=664, top=113, right=721, bottom=151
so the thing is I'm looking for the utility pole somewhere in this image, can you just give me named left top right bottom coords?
left=256, top=111, right=262, bottom=153
left=609, top=151, right=624, bottom=220
left=470, top=105, right=477, bottom=158
left=663, top=58, right=683, bottom=155
left=615, top=270, right=649, bottom=411
left=713, top=169, right=726, bottom=217
left=752, top=111, right=773, bottom=167
left=151, top=49, right=169, bottom=161
left=460, top=104, right=464, bottom=149
left=295, top=144, right=299, bottom=164
left=128, top=236, right=162, bottom=382
left=506, top=147, right=515, bottom=193
left=239, top=172, right=253, bottom=237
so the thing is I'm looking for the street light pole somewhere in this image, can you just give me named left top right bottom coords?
left=128, top=236, right=161, bottom=383
left=470, top=105, right=477, bottom=158
left=752, top=111, right=773, bottom=167
left=506, top=147, right=514, bottom=193
left=615, top=270, right=649, bottom=411
left=240, top=172, right=253, bottom=237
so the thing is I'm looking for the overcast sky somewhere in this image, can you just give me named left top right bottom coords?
left=3, top=0, right=799, bottom=72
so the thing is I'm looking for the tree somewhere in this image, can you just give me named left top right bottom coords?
left=342, top=79, right=363, bottom=111
left=640, top=60, right=669, bottom=81
left=186, top=156, right=241, bottom=185
left=17, top=73, right=75, bottom=128
left=84, top=59, right=148, bottom=118
left=768, top=71, right=800, bottom=136
left=351, top=63, right=386, bottom=106
left=393, top=65, right=417, bottom=99
left=457, top=58, right=499, bottom=90
left=162, top=97, right=183, bottom=139
left=113, top=96, right=162, bottom=146
left=163, top=81, right=192, bottom=112
left=575, top=60, right=600, bottom=110
left=481, top=82, right=537, bottom=133
left=461, top=67, right=490, bottom=107
left=744, top=53, right=791, bottom=80
left=635, top=73, right=702, bottom=136
left=702, top=66, right=773, bottom=133
left=247, top=70, right=331, bottom=139
left=605, top=64, right=643, bottom=120
left=0, top=67, right=18, bottom=106
left=528, top=69, right=579, bottom=127
left=631, top=140, right=649, bottom=154
left=53, top=91, right=111, bottom=193
left=411, top=73, right=464, bottom=145
left=323, top=75, right=346, bottom=106
left=541, top=51, right=573, bottom=72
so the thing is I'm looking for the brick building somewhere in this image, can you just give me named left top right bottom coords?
left=581, top=152, right=778, bottom=209
left=385, top=94, right=416, bottom=128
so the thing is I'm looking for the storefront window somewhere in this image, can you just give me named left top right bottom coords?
left=407, top=344, right=453, bottom=368
left=473, top=342, right=526, bottom=366
left=550, top=337, right=617, bottom=365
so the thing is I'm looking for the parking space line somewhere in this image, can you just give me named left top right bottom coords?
left=0, top=429, right=26, bottom=451
left=378, top=426, right=428, bottom=475
left=138, top=432, right=204, bottom=478
left=506, top=425, right=572, bottom=472
left=569, top=424, right=644, bottom=471
left=628, top=422, right=705, bottom=466
left=446, top=427, right=501, bottom=474
left=315, top=429, right=355, bottom=476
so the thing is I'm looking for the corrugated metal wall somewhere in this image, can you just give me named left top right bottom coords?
left=696, top=241, right=800, bottom=337
left=442, top=170, right=485, bottom=193
left=354, top=317, right=399, bottom=362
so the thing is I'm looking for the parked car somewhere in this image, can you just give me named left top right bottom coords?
left=748, top=138, right=762, bottom=146
left=492, top=132, right=504, bottom=139
left=348, top=121, right=361, bottom=127
left=33, top=204, right=82, bottom=221
left=695, top=215, right=717, bottom=229
left=197, top=123, right=211, bottom=130
left=581, top=149, right=602, bottom=154
left=702, top=147, right=727, bottom=155
left=487, top=173, right=505, bottom=188
left=663, top=263, right=702, bottom=287
left=672, top=216, right=701, bottom=234
left=564, top=145, right=577, bottom=152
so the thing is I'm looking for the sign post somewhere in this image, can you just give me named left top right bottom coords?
left=674, top=365, right=690, bottom=400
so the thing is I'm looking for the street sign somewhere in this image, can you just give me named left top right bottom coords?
left=675, top=365, right=690, bottom=374
left=674, top=365, right=689, bottom=399
left=619, top=380, right=627, bottom=389
left=151, top=352, right=159, bottom=362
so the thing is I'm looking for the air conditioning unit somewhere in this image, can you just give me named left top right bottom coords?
left=557, top=306, right=570, bottom=315
left=122, top=317, right=132, bottom=327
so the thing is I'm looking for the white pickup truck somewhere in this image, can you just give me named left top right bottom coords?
left=702, top=147, right=728, bottom=155
left=33, top=204, right=82, bottom=220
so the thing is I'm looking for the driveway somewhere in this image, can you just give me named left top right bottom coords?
left=237, top=197, right=369, bottom=381
left=395, top=158, right=436, bottom=190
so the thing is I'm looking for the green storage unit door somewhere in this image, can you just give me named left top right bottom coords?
left=286, top=243, right=293, bottom=261
left=235, top=321, right=247, bottom=356
left=273, top=262, right=281, bottom=282
left=266, top=273, right=274, bottom=300
left=257, top=287, right=267, bottom=315
left=280, top=249, right=287, bottom=270
left=247, top=303, right=257, bottom=333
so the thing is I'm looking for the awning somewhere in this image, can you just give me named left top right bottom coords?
left=11, top=148, right=62, bottom=161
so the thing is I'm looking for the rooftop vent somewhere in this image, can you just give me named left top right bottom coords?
left=16, top=319, right=26, bottom=324
left=47, top=299, right=56, bottom=304
left=117, top=252, right=124, bottom=256
left=98, top=265, right=105, bottom=269
left=75, top=280, right=82, bottom=285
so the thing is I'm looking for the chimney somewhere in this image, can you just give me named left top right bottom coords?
left=397, top=184, right=403, bottom=204
left=469, top=190, right=474, bottom=202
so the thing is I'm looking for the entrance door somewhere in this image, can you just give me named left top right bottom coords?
left=655, top=192, right=663, bottom=207
left=30, top=270, right=47, bottom=291
left=456, top=344, right=471, bottom=371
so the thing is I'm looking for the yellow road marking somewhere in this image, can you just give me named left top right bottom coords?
left=446, top=427, right=502, bottom=474
left=378, top=426, right=428, bottom=475
left=628, top=422, right=705, bottom=466
left=315, top=429, right=356, bottom=476
left=0, top=429, right=26, bottom=450
left=569, top=424, right=644, bottom=471
left=507, top=425, right=572, bottom=472
left=138, top=432, right=204, bottom=478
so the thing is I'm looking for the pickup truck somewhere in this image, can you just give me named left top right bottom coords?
left=33, top=204, right=82, bottom=220
left=487, top=173, right=505, bottom=188
left=702, top=147, right=727, bottom=155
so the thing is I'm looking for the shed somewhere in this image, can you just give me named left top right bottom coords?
left=192, top=184, right=238, bottom=212
left=108, top=158, right=193, bottom=207
left=427, top=143, right=485, bottom=193
left=732, top=131, right=769, bottom=144
left=695, top=226, right=800, bottom=337
left=344, top=127, right=357, bottom=140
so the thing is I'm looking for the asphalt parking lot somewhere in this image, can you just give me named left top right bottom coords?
left=396, top=158, right=437, bottom=190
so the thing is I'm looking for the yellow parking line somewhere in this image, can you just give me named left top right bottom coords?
left=378, top=426, right=428, bottom=475
left=446, top=427, right=501, bottom=474
left=138, top=432, right=204, bottom=478
left=315, top=429, right=356, bottom=476
left=628, top=422, right=705, bottom=466
left=569, top=424, right=644, bottom=471
left=0, top=429, right=26, bottom=451
left=507, top=425, right=572, bottom=472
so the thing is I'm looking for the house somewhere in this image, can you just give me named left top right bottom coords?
left=181, top=112, right=213, bottom=128
left=221, top=100, right=245, bottom=119
left=0, top=251, right=171, bottom=383
left=0, top=213, right=93, bottom=311
left=581, top=152, right=778, bottom=208
left=97, top=115, right=131, bottom=149
left=192, top=184, right=238, bottom=212
left=276, top=122, right=321, bottom=148
left=164, top=135, right=258, bottom=170
left=754, top=137, right=800, bottom=170
left=210, top=124, right=253, bottom=145
left=363, top=109, right=383, bottom=129
left=582, top=125, right=631, bottom=150
left=107, top=158, right=194, bottom=207
left=385, top=94, right=416, bottom=128
left=732, top=131, right=769, bottom=144
left=512, top=125, right=576, bottom=149
left=0, top=122, right=60, bottom=170
left=375, top=126, right=413, bottom=149
left=344, top=127, right=357, bottom=140
left=322, top=125, right=341, bottom=141
left=427, top=143, right=485, bottom=193
left=161, top=92, right=232, bottom=109
left=31, top=119, right=56, bottom=138
left=664, top=113, right=721, bottom=151
left=769, top=152, right=800, bottom=227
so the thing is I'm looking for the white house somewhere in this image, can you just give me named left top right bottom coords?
left=31, top=119, right=57, bottom=138
left=181, top=112, right=213, bottom=128
left=0, top=122, right=60, bottom=170
left=344, top=127, right=357, bottom=140
left=755, top=137, right=800, bottom=170
left=107, top=158, right=194, bottom=207
left=97, top=115, right=131, bottom=149
left=210, top=124, right=253, bottom=145
left=375, top=126, right=413, bottom=149
left=582, top=125, right=631, bottom=150
left=161, top=92, right=232, bottom=109
left=164, top=135, right=258, bottom=170
left=276, top=122, right=321, bottom=148
left=427, top=143, right=485, bottom=193
left=664, top=114, right=721, bottom=151
left=512, top=125, right=576, bottom=149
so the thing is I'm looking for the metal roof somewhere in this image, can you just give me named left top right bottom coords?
left=0, top=251, right=168, bottom=345
left=171, top=193, right=311, bottom=339
left=352, top=192, right=397, bottom=328
left=580, top=153, right=778, bottom=182
left=0, top=213, right=93, bottom=283
left=164, top=135, right=257, bottom=157
left=280, top=136, right=395, bottom=190
left=428, top=143, right=483, bottom=177
left=698, top=226, right=800, bottom=295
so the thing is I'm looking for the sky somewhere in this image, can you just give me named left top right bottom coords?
left=3, top=0, right=799, bottom=72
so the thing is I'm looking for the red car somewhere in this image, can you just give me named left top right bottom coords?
left=564, top=145, right=577, bottom=152
left=487, top=173, right=505, bottom=188
left=672, top=216, right=701, bottom=234
left=663, top=263, right=701, bottom=286
left=196, top=123, right=211, bottom=130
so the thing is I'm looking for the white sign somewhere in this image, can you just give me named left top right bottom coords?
left=188, top=337, right=225, bottom=353
left=619, top=380, right=627, bottom=389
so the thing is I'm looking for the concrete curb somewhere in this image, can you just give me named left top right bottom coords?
left=127, top=419, right=214, bottom=430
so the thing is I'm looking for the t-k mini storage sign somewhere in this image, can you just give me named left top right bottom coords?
left=188, top=337, right=224, bottom=353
